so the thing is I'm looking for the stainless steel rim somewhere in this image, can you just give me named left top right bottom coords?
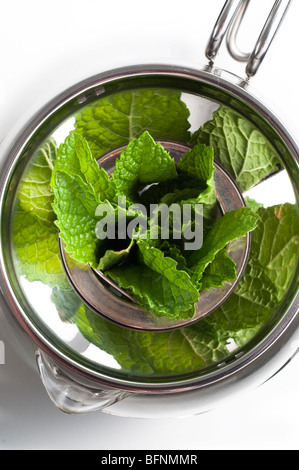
left=0, top=63, right=299, bottom=393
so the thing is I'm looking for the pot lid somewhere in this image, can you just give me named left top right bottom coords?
left=1, top=66, right=299, bottom=390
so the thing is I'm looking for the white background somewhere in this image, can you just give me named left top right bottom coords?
left=0, top=0, right=299, bottom=450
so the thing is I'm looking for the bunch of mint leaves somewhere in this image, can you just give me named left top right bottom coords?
left=12, top=89, right=299, bottom=376
left=50, top=128, right=258, bottom=320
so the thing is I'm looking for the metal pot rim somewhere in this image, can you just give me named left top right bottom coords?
left=1, top=62, right=299, bottom=394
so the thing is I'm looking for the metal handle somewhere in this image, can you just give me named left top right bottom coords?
left=206, top=0, right=291, bottom=79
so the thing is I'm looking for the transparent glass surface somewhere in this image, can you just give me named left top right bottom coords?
left=7, top=81, right=299, bottom=385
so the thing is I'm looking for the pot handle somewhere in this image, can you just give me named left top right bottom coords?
left=35, top=348, right=132, bottom=414
left=205, top=0, right=291, bottom=79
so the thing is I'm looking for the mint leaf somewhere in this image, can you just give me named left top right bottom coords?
left=75, top=304, right=231, bottom=375
left=12, top=206, right=67, bottom=288
left=177, top=143, right=217, bottom=227
left=205, top=259, right=278, bottom=333
left=177, top=144, right=214, bottom=188
left=251, top=203, right=299, bottom=300
left=75, top=89, right=191, bottom=159
left=205, top=204, right=299, bottom=336
left=191, top=105, right=280, bottom=192
left=200, top=249, right=237, bottom=291
left=112, top=131, right=178, bottom=201
left=245, top=196, right=264, bottom=212
left=107, top=242, right=199, bottom=319
left=52, top=170, right=103, bottom=268
left=187, top=207, right=259, bottom=285
left=74, top=204, right=299, bottom=376
left=97, top=239, right=134, bottom=271
left=52, top=132, right=116, bottom=202
left=12, top=139, right=69, bottom=288
left=158, top=240, right=189, bottom=272
left=18, top=138, right=57, bottom=223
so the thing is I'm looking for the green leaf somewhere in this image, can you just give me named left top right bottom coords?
left=191, top=105, right=280, bottom=192
left=75, top=304, right=232, bottom=375
left=245, top=196, right=264, bottom=212
left=187, top=207, right=259, bottom=285
left=107, top=242, right=199, bottom=320
left=12, top=207, right=67, bottom=288
left=158, top=240, right=189, bottom=272
left=18, top=138, right=57, bottom=223
left=51, top=131, right=116, bottom=202
left=205, top=204, right=299, bottom=335
left=74, top=89, right=191, bottom=159
left=74, top=204, right=299, bottom=376
left=250, top=203, right=299, bottom=300
left=205, top=259, right=278, bottom=332
left=97, top=239, right=135, bottom=271
left=200, top=249, right=237, bottom=291
left=52, top=170, right=103, bottom=268
left=112, top=131, right=178, bottom=201
left=177, top=143, right=217, bottom=226
left=177, top=144, right=214, bottom=188
left=12, top=139, right=69, bottom=288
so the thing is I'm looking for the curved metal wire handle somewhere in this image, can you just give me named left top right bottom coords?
left=206, top=0, right=291, bottom=79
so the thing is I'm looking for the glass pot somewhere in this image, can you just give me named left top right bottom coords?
left=0, top=0, right=298, bottom=417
